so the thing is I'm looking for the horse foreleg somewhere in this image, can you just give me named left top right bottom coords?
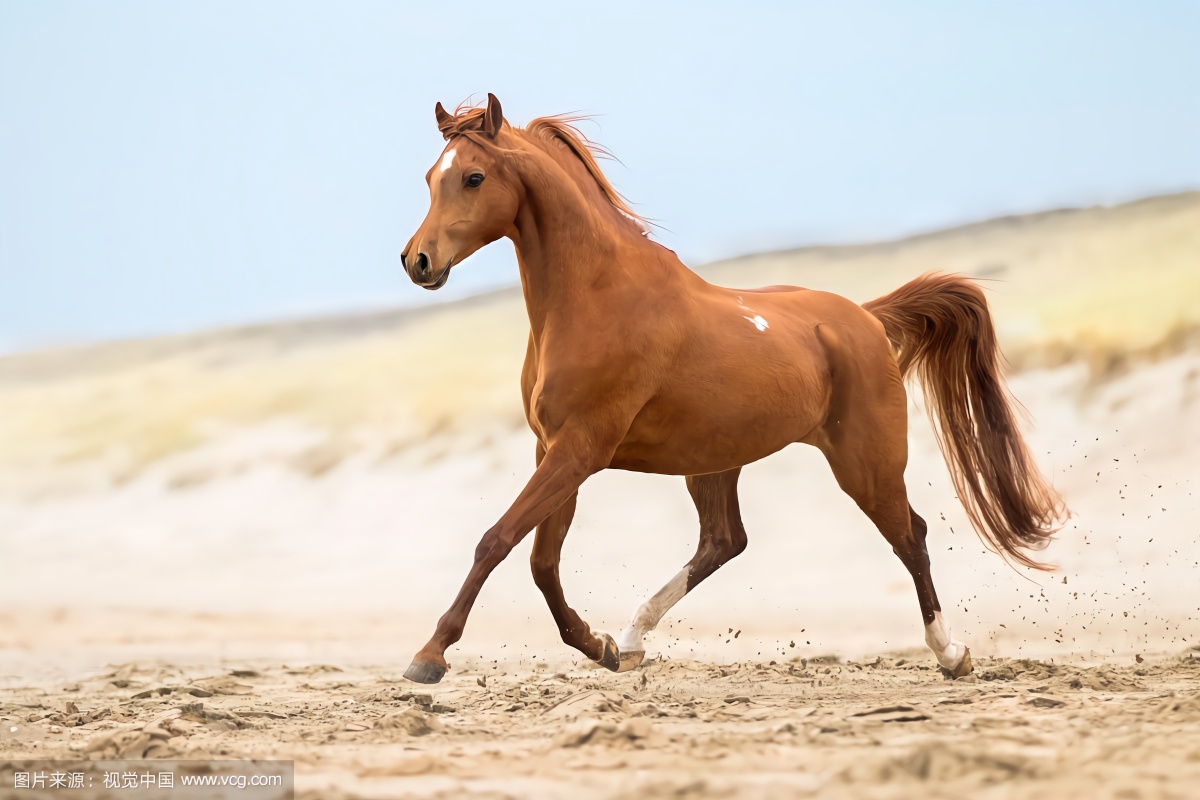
left=614, top=468, right=747, bottom=670
left=403, top=435, right=606, bottom=685
left=529, top=489, right=629, bottom=670
left=527, top=437, right=631, bottom=670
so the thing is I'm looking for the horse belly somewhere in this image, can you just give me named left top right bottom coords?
left=609, top=359, right=830, bottom=475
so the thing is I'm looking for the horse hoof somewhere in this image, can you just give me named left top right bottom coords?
left=940, top=647, right=973, bottom=679
left=953, top=647, right=974, bottom=677
left=404, top=660, right=447, bottom=685
left=596, top=633, right=622, bottom=673
left=617, top=650, right=645, bottom=673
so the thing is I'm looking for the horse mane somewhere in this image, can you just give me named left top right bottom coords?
left=437, top=101, right=650, bottom=234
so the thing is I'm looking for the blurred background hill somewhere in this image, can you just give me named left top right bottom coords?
left=2, top=192, right=1197, bottom=676
left=1, top=191, right=1195, bottom=492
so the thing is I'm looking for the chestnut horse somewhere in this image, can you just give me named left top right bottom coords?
left=399, top=94, right=1066, bottom=684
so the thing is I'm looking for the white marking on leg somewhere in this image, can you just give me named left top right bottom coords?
left=742, top=314, right=769, bottom=331
left=616, top=568, right=689, bottom=653
left=439, top=148, right=457, bottom=173
left=924, top=611, right=968, bottom=670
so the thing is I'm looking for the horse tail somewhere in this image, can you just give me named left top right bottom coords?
left=863, top=272, right=1068, bottom=570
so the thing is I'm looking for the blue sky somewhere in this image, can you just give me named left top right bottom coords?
left=1, top=1, right=1197, bottom=352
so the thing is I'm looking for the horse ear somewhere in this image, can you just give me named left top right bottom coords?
left=435, top=102, right=454, bottom=140
left=482, top=93, right=503, bottom=138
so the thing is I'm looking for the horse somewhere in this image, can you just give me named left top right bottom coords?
left=398, top=94, right=1067, bottom=685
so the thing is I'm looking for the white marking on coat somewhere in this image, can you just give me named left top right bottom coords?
left=616, top=568, right=690, bottom=653
left=743, top=314, right=769, bottom=331
left=924, top=611, right=968, bottom=670
left=439, top=148, right=457, bottom=172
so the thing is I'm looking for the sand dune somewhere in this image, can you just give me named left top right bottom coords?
left=0, top=192, right=1196, bottom=490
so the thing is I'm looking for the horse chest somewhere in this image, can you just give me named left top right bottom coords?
left=524, top=378, right=550, bottom=440
left=522, top=347, right=633, bottom=443
left=522, top=362, right=571, bottom=442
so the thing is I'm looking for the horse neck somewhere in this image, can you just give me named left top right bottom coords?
left=507, top=154, right=665, bottom=338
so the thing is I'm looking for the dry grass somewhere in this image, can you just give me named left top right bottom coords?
left=1006, top=320, right=1200, bottom=380
left=699, top=191, right=1200, bottom=356
left=0, top=293, right=530, bottom=479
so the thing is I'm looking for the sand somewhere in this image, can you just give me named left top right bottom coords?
left=3, top=632, right=1199, bottom=799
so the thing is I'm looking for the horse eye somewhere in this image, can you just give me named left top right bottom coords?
left=466, top=173, right=485, bottom=188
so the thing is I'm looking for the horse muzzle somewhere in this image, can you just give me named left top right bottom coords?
left=403, top=250, right=453, bottom=290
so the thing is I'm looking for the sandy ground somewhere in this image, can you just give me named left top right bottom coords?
left=3, top=631, right=1199, bottom=799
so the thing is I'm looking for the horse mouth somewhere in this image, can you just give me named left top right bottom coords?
left=419, top=262, right=453, bottom=291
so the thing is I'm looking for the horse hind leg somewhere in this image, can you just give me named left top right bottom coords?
left=614, top=468, right=747, bottom=670
left=822, top=433, right=972, bottom=676
left=811, top=324, right=971, bottom=676
left=908, top=506, right=972, bottom=676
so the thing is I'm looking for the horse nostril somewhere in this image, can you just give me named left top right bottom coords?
left=413, top=252, right=430, bottom=276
